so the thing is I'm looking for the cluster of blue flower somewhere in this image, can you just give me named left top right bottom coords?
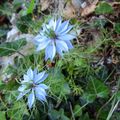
left=17, top=18, right=76, bottom=109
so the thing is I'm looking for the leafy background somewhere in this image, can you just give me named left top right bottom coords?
left=0, top=0, right=120, bottom=120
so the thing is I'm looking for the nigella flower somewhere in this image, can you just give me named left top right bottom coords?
left=17, top=68, right=48, bottom=109
left=34, top=18, right=76, bottom=61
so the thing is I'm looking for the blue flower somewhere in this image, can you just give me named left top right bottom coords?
left=34, top=18, right=76, bottom=61
left=17, top=68, right=48, bottom=109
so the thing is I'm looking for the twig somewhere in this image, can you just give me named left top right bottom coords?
left=69, top=102, right=75, bottom=120
left=16, top=51, right=25, bottom=57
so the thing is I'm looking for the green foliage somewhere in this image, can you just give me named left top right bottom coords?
left=114, top=23, right=120, bottom=33
left=12, top=0, right=24, bottom=10
left=19, top=0, right=35, bottom=16
left=0, top=0, right=120, bottom=120
left=0, top=39, right=27, bottom=57
left=47, top=68, right=71, bottom=99
left=0, top=29, right=8, bottom=37
left=95, top=2, right=113, bottom=14
left=116, top=91, right=120, bottom=101
left=82, top=79, right=109, bottom=103
left=0, top=2, right=13, bottom=16
left=7, top=102, right=29, bottom=120
left=48, top=109, right=70, bottom=120
left=73, top=104, right=82, bottom=117
left=0, top=112, right=6, bottom=120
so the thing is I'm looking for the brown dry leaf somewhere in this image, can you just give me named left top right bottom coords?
left=63, top=2, right=76, bottom=19
left=40, top=0, right=50, bottom=11
left=81, top=0, right=98, bottom=17
left=110, top=2, right=120, bottom=6
left=72, top=0, right=82, bottom=10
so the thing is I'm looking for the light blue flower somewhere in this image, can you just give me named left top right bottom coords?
left=17, top=68, right=48, bottom=109
left=34, top=18, right=76, bottom=61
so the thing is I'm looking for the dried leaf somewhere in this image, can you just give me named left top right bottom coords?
left=81, top=0, right=98, bottom=17
left=7, top=13, right=20, bottom=42
left=10, top=13, right=17, bottom=25
left=63, top=3, right=76, bottom=19
left=110, top=2, right=120, bottom=6
left=72, top=0, right=83, bottom=10
left=72, top=0, right=87, bottom=10
left=7, top=26, right=20, bottom=42
left=40, top=0, right=50, bottom=11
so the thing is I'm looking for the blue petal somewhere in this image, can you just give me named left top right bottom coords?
left=56, top=47, right=63, bottom=56
left=36, top=93, right=47, bottom=102
left=56, top=20, right=69, bottom=34
left=55, top=18, right=62, bottom=32
left=27, top=68, right=33, bottom=80
left=18, top=85, right=27, bottom=92
left=17, top=89, right=30, bottom=100
left=37, top=84, right=49, bottom=90
left=28, top=90, right=35, bottom=109
left=35, top=87, right=47, bottom=102
left=65, top=40, right=73, bottom=49
left=35, top=86, right=47, bottom=96
left=34, top=36, right=48, bottom=43
left=56, top=40, right=69, bottom=56
left=34, top=71, right=46, bottom=84
left=56, top=40, right=68, bottom=52
left=60, top=25, right=73, bottom=35
left=38, top=74, right=48, bottom=83
left=58, top=34, right=76, bottom=41
left=21, top=74, right=30, bottom=83
left=33, top=68, right=38, bottom=77
left=48, top=19, right=56, bottom=30
left=45, top=42, right=56, bottom=61
left=36, top=39, right=51, bottom=51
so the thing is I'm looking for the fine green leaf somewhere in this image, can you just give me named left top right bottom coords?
left=27, top=0, right=35, bottom=14
left=116, top=91, right=120, bottom=101
left=73, top=104, right=82, bottom=117
left=0, top=112, right=6, bottom=120
left=114, top=23, right=120, bottom=33
left=8, top=102, right=29, bottom=120
left=95, top=2, right=113, bottom=14
left=0, top=39, right=27, bottom=57
left=19, top=0, right=35, bottom=16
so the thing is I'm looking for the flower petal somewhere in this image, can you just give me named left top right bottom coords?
left=27, top=68, right=33, bottom=80
left=28, top=90, right=35, bottom=109
left=37, top=84, right=49, bottom=90
left=45, top=42, right=56, bottom=61
left=56, top=40, right=68, bottom=53
left=65, top=40, right=73, bottom=49
left=36, top=39, right=51, bottom=51
left=18, top=85, right=27, bottom=92
left=48, top=18, right=56, bottom=30
left=55, top=18, right=62, bottom=32
left=38, top=74, right=48, bottom=83
left=17, top=89, right=30, bottom=100
left=34, top=71, right=46, bottom=84
left=58, top=34, right=76, bottom=41
left=35, top=87, right=47, bottom=102
left=35, top=87, right=47, bottom=96
left=56, top=20, right=69, bottom=34
left=33, top=68, right=38, bottom=77
left=34, top=36, right=48, bottom=43
left=60, top=25, right=73, bottom=35
left=21, top=74, right=30, bottom=83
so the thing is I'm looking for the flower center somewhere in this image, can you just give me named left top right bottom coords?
left=31, top=83, right=36, bottom=88
left=45, top=28, right=57, bottom=39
